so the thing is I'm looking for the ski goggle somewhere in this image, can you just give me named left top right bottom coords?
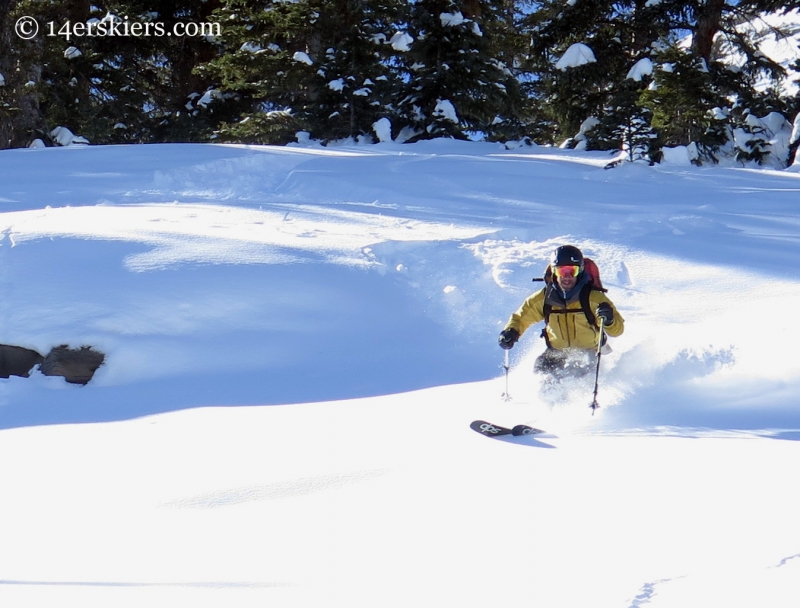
left=553, top=265, right=581, bottom=278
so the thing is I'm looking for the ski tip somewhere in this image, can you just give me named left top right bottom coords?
left=470, top=420, right=513, bottom=437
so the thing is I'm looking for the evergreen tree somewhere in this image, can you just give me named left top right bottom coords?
left=638, top=45, right=729, bottom=162
left=70, top=1, right=221, bottom=143
left=120, top=0, right=223, bottom=142
left=2, top=0, right=221, bottom=147
left=198, top=0, right=315, bottom=143
left=523, top=0, right=800, bottom=164
left=472, top=0, right=533, bottom=142
left=395, top=0, right=524, bottom=141
left=523, top=0, right=671, bottom=146
left=3, top=0, right=799, bottom=153
left=1, top=0, right=48, bottom=148
left=202, top=0, right=403, bottom=144
left=300, top=0, right=403, bottom=141
left=31, top=1, right=144, bottom=144
left=591, top=78, right=656, bottom=162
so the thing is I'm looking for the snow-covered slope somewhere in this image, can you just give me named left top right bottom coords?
left=0, top=141, right=799, bottom=607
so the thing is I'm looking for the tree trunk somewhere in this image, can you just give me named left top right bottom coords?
left=693, top=0, right=726, bottom=63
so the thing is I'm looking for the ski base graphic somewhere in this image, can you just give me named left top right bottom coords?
left=470, top=420, right=545, bottom=438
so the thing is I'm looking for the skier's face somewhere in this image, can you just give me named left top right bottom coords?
left=557, top=273, right=577, bottom=291
left=554, top=265, right=580, bottom=291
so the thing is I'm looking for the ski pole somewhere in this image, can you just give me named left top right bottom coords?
left=589, top=319, right=605, bottom=415
left=501, top=349, right=511, bottom=401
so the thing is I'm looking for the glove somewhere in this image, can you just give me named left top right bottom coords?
left=498, top=328, right=520, bottom=350
left=596, top=302, right=614, bottom=326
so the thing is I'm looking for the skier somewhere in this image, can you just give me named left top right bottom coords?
left=498, top=245, right=624, bottom=379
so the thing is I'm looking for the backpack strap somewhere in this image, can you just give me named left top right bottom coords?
left=541, top=300, right=553, bottom=348
left=579, top=284, right=597, bottom=328
left=579, top=285, right=608, bottom=345
left=541, top=284, right=599, bottom=346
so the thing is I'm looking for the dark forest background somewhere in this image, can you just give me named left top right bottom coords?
left=1, top=0, right=799, bottom=164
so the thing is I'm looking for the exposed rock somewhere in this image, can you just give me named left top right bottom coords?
left=40, top=345, right=105, bottom=385
left=0, top=345, right=44, bottom=378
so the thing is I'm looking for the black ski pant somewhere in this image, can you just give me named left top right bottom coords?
left=534, top=348, right=596, bottom=379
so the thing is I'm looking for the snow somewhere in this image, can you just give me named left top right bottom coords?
left=389, top=31, right=413, bottom=52
left=759, top=111, right=789, bottom=136
left=660, top=143, right=699, bottom=165
left=627, top=57, right=654, bottom=81
left=555, top=43, right=597, bottom=70
left=439, top=11, right=466, bottom=27
left=327, top=78, right=345, bottom=92
left=1, top=140, right=800, bottom=607
left=372, top=117, right=393, bottom=143
left=196, top=90, right=214, bottom=109
left=239, top=42, right=263, bottom=54
left=63, top=46, right=82, bottom=59
left=572, top=116, right=600, bottom=149
left=791, top=113, right=800, bottom=145
left=49, top=126, right=89, bottom=146
left=432, top=99, right=459, bottom=123
left=292, top=51, right=313, bottom=65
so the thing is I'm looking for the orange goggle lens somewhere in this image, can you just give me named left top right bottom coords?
left=554, top=265, right=581, bottom=278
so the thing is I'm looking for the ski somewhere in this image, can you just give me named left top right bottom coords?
left=470, top=420, right=545, bottom=438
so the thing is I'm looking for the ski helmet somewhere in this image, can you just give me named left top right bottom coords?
left=551, top=245, right=584, bottom=271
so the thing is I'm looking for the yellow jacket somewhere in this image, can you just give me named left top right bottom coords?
left=504, top=286, right=624, bottom=350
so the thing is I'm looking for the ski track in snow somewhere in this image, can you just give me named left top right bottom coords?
left=627, top=578, right=678, bottom=608
left=165, top=470, right=385, bottom=508
left=773, top=553, right=800, bottom=568
left=0, top=580, right=289, bottom=589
